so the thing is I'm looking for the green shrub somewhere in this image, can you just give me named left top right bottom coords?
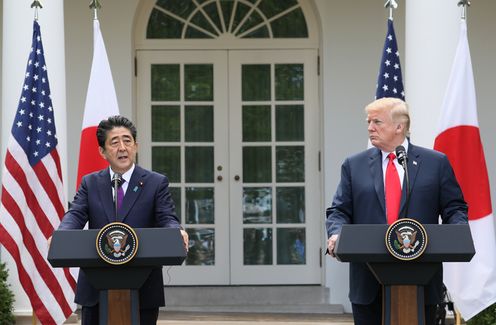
left=467, top=303, right=496, bottom=325
left=0, top=262, right=15, bottom=325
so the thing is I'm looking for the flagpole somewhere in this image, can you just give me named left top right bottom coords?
left=31, top=3, right=43, bottom=323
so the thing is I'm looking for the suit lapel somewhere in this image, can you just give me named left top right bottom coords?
left=369, top=148, right=386, bottom=215
left=117, top=166, right=146, bottom=222
left=97, top=169, right=115, bottom=223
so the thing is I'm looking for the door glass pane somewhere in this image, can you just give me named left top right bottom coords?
left=276, top=187, right=305, bottom=223
left=238, top=11, right=263, bottom=35
left=190, top=12, right=217, bottom=35
left=156, top=0, right=196, bottom=19
left=258, top=0, right=298, bottom=17
left=242, top=65, right=271, bottom=101
left=277, top=228, right=305, bottom=264
left=185, top=146, right=214, bottom=182
left=169, top=187, right=181, bottom=220
left=232, top=2, right=250, bottom=32
left=204, top=3, right=223, bottom=32
left=152, top=146, right=180, bottom=182
left=242, top=105, right=271, bottom=142
left=276, top=105, right=304, bottom=141
left=243, top=146, right=271, bottom=183
left=186, top=187, right=214, bottom=224
left=271, top=9, right=308, bottom=38
left=147, top=9, right=184, bottom=39
left=243, top=26, right=270, bottom=39
left=276, top=146, right=304, bottom=182
left=152, top=105, right=180, bottom=142
left=185, top=64, right=213, bottom=101
left=151, top=64, right=180, bottom=101
left=186, top=27, right=214, bottom=39
left=186, top=228, right=215, bottom=265
left=275, top=64, right=304, bottom=100
left=243, top=187, right=272, bottom=224
left=244, top=228, right=272, bottom=265
left=185, top=105, right=213, bottom=142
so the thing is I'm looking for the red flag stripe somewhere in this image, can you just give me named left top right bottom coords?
left=33, top=158, right=66, bottom=218
left=0, top=224, right=58, bottom=324
left=4, top=151, right=53, bottom=238
left=434, top=125, right=492, bottom=220
left=51, top=148, right=63, bottom=181
left=1, top=188, right=74, bottom=315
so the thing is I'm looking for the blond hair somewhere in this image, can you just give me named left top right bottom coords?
left=365, top=98, right=410, bottom=137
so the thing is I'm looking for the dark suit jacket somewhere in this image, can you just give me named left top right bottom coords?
left=59, top=165, right=181, bottom=308
left=326, top=143, right=467, bottom=305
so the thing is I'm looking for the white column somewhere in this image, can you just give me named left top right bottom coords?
left=405, top=0, right=460, bottom=148
left=1, top=0, right=67, bottom=318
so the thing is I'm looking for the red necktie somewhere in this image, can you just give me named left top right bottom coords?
left=386, top=153, right=401, bottom=224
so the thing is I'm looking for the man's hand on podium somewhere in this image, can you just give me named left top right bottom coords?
left=180, top=229, right=189, bottom=252
left=327, top=234, right=339, bottom=258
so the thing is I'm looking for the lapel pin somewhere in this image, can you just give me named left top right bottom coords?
left=139, top=181, right=144, bottom=187
left=133, top=186, right=138, bottom=192
left=413, top=161, right=418, bottom=166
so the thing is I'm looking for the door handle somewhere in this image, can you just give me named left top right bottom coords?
left=234, top=175, right=240, bottom=181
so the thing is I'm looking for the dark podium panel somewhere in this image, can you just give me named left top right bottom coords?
left=334, top=224, right=475, bottom=325
left=48, top=228, right=186, bottom=325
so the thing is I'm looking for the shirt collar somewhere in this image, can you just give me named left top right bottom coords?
left=109, top=164, right=135, bottom=183
left=381, top=138, right=409, bottom=162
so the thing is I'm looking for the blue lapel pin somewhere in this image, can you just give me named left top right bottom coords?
left=133, top=186, right=138, bottom=192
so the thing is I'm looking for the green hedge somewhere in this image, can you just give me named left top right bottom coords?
left=0, top=262, right=15, bottom=325
left=467, top=303, right=496, bottom=325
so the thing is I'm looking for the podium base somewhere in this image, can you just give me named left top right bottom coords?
left=99, top=289, right=140, bottom=325
left=383, top=285, right=425, bottom=325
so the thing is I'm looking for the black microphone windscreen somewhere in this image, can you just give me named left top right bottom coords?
left=395, top=145, right=407, bottom=165
left=111, top=173, right=122, bottom=187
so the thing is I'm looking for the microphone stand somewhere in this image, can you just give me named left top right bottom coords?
left=112, top=173, right=122, bottom=220
left=402, top=160, right=410, bottom=219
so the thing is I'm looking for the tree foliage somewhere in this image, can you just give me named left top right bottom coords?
left=0, top=262, right=15, bottom=325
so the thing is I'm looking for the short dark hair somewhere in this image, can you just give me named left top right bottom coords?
left=96, top=115, right=137, bottom=147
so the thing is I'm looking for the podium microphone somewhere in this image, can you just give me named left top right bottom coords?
left=112, top=173, right=123, bottom=217
left=395, top=145, right=410, bottom=218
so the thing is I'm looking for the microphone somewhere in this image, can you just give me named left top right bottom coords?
left=395, top=146, right=410, bottom=218
left=112, top=173, right=122, bottom=218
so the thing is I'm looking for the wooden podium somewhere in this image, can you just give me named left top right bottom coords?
left=334, top=224, right=475, bottom=325
left=48, top=227, right=186, bottom=325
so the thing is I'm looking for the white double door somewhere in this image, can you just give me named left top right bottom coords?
left=137, top=49, right=320, bottom=285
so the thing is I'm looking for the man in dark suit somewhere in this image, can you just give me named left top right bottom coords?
left=58, top=115, right=188, bottom=325
left=326, top=98, right=467, bottom=325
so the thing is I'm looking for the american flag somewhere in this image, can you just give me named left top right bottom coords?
left=375, top=18, right=405, bottom=99
left=0, top=21, right=76, bottom=324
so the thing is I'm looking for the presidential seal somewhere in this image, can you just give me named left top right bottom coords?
left=96, top=222, right=139, bottom=265
left=385, top=218, right=428, bottom=261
